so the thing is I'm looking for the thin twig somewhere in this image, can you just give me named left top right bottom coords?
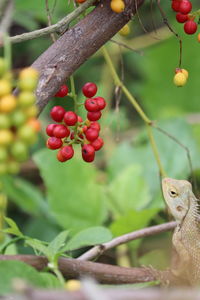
left=45, top=0, right=57, bottom=42
left=110, top=39, right=143, bottom=55
left=78, top=221, right=176, bottom=261
left=0, top=0, right=96, bottom=46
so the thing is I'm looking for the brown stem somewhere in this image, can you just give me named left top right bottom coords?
left=0, top=255, right=155, bottom=284
left=30, top=0, right=144, bottom=113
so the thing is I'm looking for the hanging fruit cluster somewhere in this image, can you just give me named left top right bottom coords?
left=46, top=82, right=106, bottom=163
left=171, top=0, right=199, bottom=35
left=0, top=59, right=40, bottom=175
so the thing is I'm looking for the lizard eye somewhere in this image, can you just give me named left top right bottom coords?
left=169, top=189, right=178, bottom=197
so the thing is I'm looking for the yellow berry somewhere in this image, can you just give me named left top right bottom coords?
left=110, top=0, right=125, bottom=13
left=0, top=95, right=17, bottom=113
left=24, top=105, right=38, bottom=118
left=0, top=80, right=11, bottom=97
left=19, top=67, right=39, bottom=80
left=119, top=24, right=130, bottom=36
left=64, top=280, right=81, bottom=291
left=181, top=68, right=188, bottom=80
left=0, top=129, right=13, bottom=146
left=173, top=72, right=187, bottom=87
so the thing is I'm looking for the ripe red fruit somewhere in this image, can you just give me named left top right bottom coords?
left=87, top=111, right=101, bottom=121
left=84, top=98, right=100, bottom=112
left=47, top=137, right=62, bottom=149
left=89, top=121, right=101, bottom=132
left=55, top=85, right=69, bottom=97
left=90, top=137, right=104, bottom=151
left=46, top=124, right=57, bottom=136
left=176, top=13, right=188, bottom=23
left=82, top=82, right=97, bottom=98
left=57, top=149, right=68, bottom=162
left=78, top=116, right=83, bottom=123
left=94, top=97, right=106, bottom=110
left=184, top=20, right=197, bottom=34
left=179, top=0, right=192, bottom=14
left=53, top=124, right=70, bottom=138
left=171, top=0, right=180, bottom=12
left=82, top=144, right=95, bottom=162
left=50, top=106, right=65, bottom=122
left=64, top=111, right=78, bottom=126
left=85, top=128, right=99, bottom=142
left=60, top=146, right=74, bottom=160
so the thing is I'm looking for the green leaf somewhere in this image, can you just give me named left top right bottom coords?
left=2, top=176, right=46, bottom=216
left=110, top=209, right=158, bottom=249
left=65, top=226, right=112, bottom=251
left=33, top=149, right=107, bottom=232
left=0, top=261, right=61, bottom=294
left=48, top=230, right=69, bottom=257
left=25, top=239, right=49, bottom=257
left=3, top=217, right=23, bottom=237
left=108, top=164, right=151, bottom=215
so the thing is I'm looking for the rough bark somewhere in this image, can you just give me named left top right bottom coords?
left=30, top=0, right=144, bottom=112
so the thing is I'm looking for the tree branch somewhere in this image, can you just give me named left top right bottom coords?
left=0, top=255, right=155, bottom=284
left=4, top=0, right=96, bottom=45
left=27, top=0, right=144, bottom=113
left=78, top=221, right=176, bottom=260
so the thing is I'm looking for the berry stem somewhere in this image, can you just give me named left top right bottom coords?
left=102, top=45, right=167, bottom=178
left=70, top=76, right=79, bottom=138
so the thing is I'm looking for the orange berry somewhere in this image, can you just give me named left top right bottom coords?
left=27, top=118, right=41, bottom=132
left=110, top=0, right=125, bottom=13
left=198, top=33, right=200, bottom=43
left=76, top=0, right=86, bottom=3
left=0, top=95, right=16, bottom=112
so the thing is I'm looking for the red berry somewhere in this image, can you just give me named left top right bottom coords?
left=82, top=125, right=88, bottom=133
left=171, top=0, right=180, bottom=12
left=179, top=0, right=192, bottom=14
left=50, top=106, right=65, bottom=122
left=87, top=111, right=101, bottom=121
left=55, top=85, right=69, bottom=97
left=57, top=149, right=68, bottom=162
left=78, top=116, right=83, bottom=123
left=176, top=13, right=188, bottom=23
left=94, top=97, right=106, bottom=110
left=90, top=137, right=104, bottom=151
left=60, top=145, right=74, bottom=160
left=85, top=128, right=99, bottom=142
left=46, top=124, right=57, bottom=136
left=84, top=98, right=100, bottom=112
left=64, top=111, right=78, bottom=126
left=89, top=122, right=101, bottom=132
left=53, top=124, right=70, bottom=138
left=82, top=82, right=97, bottom=98
left=47, top=137, right=62, bottom=149
left=82, top=144, right=95, bottom=162
left=184, top=20, right=197, bottom=34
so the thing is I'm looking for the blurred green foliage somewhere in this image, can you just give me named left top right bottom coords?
left=1, top=0, right=200, bottom=291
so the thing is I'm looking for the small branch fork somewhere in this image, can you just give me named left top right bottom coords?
left=0, top=221, right=176, bottom=284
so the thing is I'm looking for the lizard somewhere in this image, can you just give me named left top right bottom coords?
left=160, top=177, right=200, bottom=286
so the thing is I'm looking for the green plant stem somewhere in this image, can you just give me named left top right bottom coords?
left=3, top=33, right=11, bottom=71
left=102, top=46, right=166, bottom=178
left=53, top=267, right=65, bottom=286
left=0, top=191, right=7, bottom=243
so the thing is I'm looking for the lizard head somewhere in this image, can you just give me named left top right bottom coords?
left=162, top=177, right=192, bottom=224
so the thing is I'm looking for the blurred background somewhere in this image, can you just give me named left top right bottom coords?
left=1, top=0, right=200, bottom=272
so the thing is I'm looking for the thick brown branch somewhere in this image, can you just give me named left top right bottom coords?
left=78, top=221, right=176, bottom=260
left=0, top=255, right=155, bottom=284
left=30, top=0, right=144, bottom=113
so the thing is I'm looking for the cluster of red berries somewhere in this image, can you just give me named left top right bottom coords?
left=46, top=82, right=106, bottom=163
left=171, top=0, right=199, bottom=35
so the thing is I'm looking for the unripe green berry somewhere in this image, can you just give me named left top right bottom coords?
left=0, top=114, right=11, bottom=129
left=18, top=92, right=36, bottom=108
left=10, top=141, right=29, bottom=162
left=17, top=125, right=37, bottom=144
left=11, top=110, right=27, bottom=127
